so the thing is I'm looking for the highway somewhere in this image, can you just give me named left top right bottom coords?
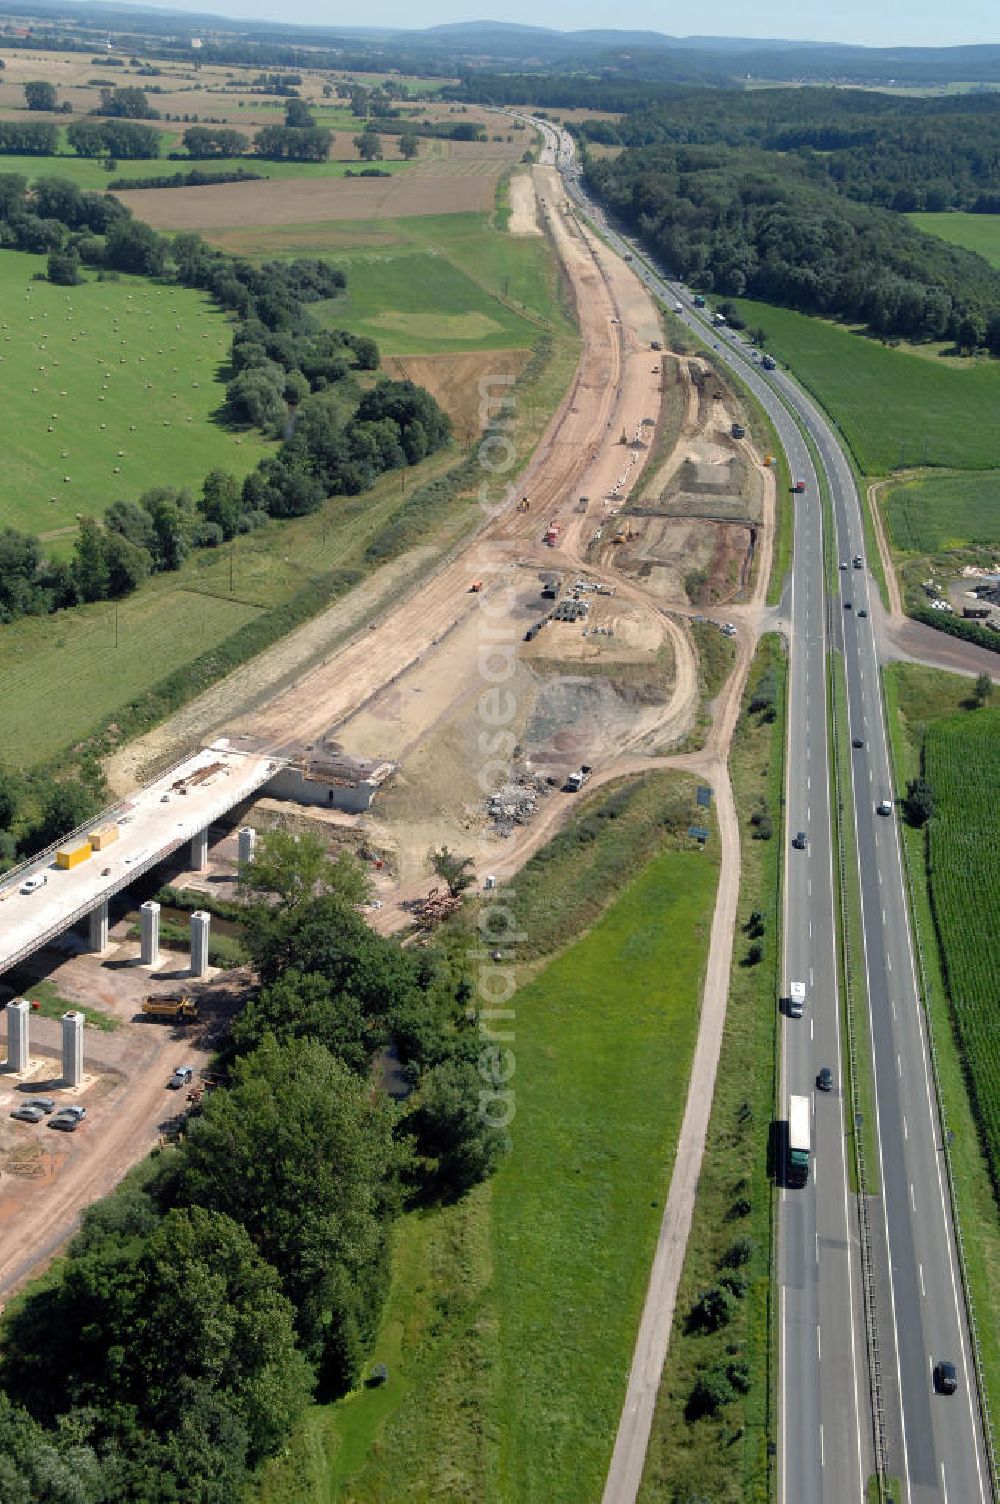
left=534, top=118, right=994, bottom=1503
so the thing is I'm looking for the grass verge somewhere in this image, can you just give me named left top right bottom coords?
left=0, top=976, right=117, bottom=1032
left=638, top=636, right=786, bottom=1504
left=829, top=653, right=880, bottom=1193
left=882, top=663, right=1000, bottom=1461
left=253, top=770, right=721, bottom=1502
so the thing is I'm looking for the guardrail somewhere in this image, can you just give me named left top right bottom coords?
left=882, top=683, right=999, bottom=1502
left=827, top=617, right=890, bottom=1498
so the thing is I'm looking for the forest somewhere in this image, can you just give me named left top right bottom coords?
left=581, top=88, right=1000, bottom=347
left=0, top=833, right=505, bottom=1502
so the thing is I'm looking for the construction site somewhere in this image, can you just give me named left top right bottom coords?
left=0, top=160, right=775, bottom=1299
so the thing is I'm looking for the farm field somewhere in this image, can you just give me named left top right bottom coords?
left=882, top=663, right=1000, bottom=1425
left=908, top=212, right=1000, bottom=269
left=0, top=250, right=269, bottom=534
left=923, top=708, right=1000, bottom=1184
left=213, top=210, right=572, bottom=355
left=254, top=774, right=720, bottom=1504
left=0, top=150, right=415, bottom=191
left=730, top=297, right=1000, bottom=472
left=884, top=470, right=1000, bottom=552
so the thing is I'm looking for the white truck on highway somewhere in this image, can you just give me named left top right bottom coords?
left=787, top=1094, right=811, bottom=1186
left=788, top=981, right=806, bottom=1018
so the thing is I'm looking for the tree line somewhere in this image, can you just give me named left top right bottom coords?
left=0, top=833, right=506, bottom=1501
left=0, top=173, right=451, bottom=626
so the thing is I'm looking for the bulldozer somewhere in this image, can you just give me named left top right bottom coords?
left=517, top=496, right=530, bottom=513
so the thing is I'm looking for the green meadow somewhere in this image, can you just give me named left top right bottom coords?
left=731, top=297, right=1000, bottom=472
left=908, top=212, right=1000, bottom=269
left=0, top=250, right=269, bottom=535
left=225, top=212, right=574, bottom=356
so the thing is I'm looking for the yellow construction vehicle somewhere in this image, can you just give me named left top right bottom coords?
left=142, top=995, right=199, bottom=1024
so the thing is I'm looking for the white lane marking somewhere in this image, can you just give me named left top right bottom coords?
left=809, top=966, right=815, bottom=987
left=816, top=1232, right=820, bottom=1265
left=809, top=920, right=813, bottom=939
left=942, top=1462, right=950, bottom=1504
left=810, top=1018, right=814, bottom=1041
left=887, top=953, right=892, bottom=973
left=807, top=805, right=811, bottom=822
left=807, top=775, right=811, bottom=791
left=919, top=1264, right=926, bottom=1299
left=891, top=1000, right=896, bottom=1020
left=882, top=908, right=887, bottom=926
left=897, top=1053, right=902, bottom=1078
left=903, top=1116, right=908, bottom=1140
left=910, top=1183, right=916, bottom=1213
left=878, top=868, right=883, bottom=886
left=808, top=880, right=813, bottom=897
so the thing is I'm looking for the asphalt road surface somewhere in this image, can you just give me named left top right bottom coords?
left=537, top=120, right=993, bottom=1504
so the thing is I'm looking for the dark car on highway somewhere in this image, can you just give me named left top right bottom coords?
left=934, top=1361, right=958, bottom=1395
left=817, top=1067, right=834, bottom=1092
left=793, top=831, right=808, bottom=850
left=852, top=736, right=864, bottom=749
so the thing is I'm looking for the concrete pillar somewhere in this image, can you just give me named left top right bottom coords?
left=88, top=898, right=109, bottom=953
left=61, top=1011, right=84, bottom=1087
left=190, top=910, right=211, bottom=978
left=6, top=998, right=30, bottom=1073
left=190, top=827, right=209, bottom=873
left=237, top=826, right=256, bottom=870
left=140, top=900, right=160, bottom=966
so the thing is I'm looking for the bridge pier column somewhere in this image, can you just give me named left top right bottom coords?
left=88, top=898, right=109, bottom=953
left=190, top=910, right=210, bottom=979
left=140, top=900, right=160, bottom=966
left=6, top=998, right=30, bottom=1073
left=237, top=826, right=256, bottom=871
left=190, top=828, right=209, bottom=873
left=61, top=1011, right=84, bottom=1087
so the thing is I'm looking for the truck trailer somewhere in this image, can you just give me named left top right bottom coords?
left=787, top=1094, right=811, bottom=1186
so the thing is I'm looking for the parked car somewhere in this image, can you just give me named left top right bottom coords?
left=167, top=1066, right=195, bottom=1090
left=817, top=1067, right=834, bottom=1092
left=48, top=1111, right=82, bottom=1132
left=59, top=1105, right=86, bottom=1121
left=19, top=874, right=47, bottom=895
left=10, top=1104, right=46, bottom=1123
left=933, top=1361, right=958, bottom=1395
left=24, top=1097, right=55, bottom=1114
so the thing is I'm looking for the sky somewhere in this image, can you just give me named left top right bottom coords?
left=105, top=0, right=1000, bottom=48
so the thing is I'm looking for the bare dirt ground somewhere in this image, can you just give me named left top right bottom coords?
left=0, top=945, right=242, bottom=1301
left=382, top=350, right=532, bottom=440
left=508, top=169, right=541, bottom=235
left=104, top=544, right=440, bottom=794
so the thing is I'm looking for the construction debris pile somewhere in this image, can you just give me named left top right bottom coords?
left=486, top=770, right=552, bottom=836
left=411, top=886, right=464, bottom=929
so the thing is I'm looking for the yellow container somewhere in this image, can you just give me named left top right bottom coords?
left=90, top=824, right=119, bottom=851
left=56, top=840, right=92, bottom=870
